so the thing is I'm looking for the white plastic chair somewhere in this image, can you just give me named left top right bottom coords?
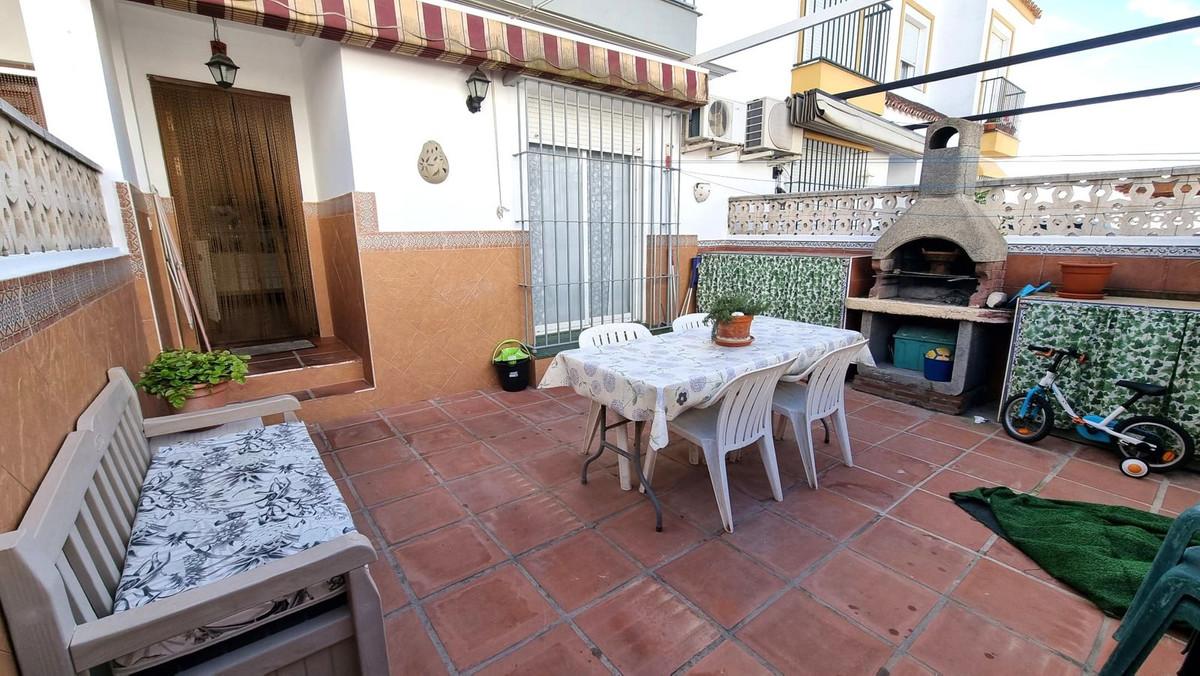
left=671, top=312, right=709, bottom=333
left=578, top=323, right=652, bottom=490
left=657, top=359, right=795, bottom=533
left=772, top=340, right=868, bottom=490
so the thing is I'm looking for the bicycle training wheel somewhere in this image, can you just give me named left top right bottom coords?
left=1114, top=415, right=1194, bottom=471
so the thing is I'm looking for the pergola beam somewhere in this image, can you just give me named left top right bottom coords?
left=686, top=0, right=880, bottom=66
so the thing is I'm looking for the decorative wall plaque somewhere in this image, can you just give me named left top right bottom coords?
left=417, top=140, right=449, bottom=184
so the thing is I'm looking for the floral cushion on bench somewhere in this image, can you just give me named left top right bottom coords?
left=111, top=422, right=354, bottom=672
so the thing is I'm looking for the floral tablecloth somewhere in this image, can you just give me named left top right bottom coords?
left=538, top=316, right=874, bottom=450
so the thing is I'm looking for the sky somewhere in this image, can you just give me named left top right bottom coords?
left=1002, top=0, right=1200, bottom=176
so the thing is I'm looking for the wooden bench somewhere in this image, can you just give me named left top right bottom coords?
left=0, top=368, right=388, bottom=675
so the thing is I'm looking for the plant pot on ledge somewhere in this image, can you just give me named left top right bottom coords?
left=137, top=349, right=251, bottom=413
left=181, top=382, right=232, bottom=413
left=705, top=293, right=767, bottom=348
left=1058, top=262, right=1117, bottom=300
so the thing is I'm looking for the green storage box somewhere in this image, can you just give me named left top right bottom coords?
left=893, top=325, right=956, bottom=371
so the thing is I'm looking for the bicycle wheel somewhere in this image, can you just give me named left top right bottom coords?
left=1001, top=393, right=1054, bottom=443
left=1113, top=415, right=1195, bottom=471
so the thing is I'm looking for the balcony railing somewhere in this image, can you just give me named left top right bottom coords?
left=978, top=75, right=1026, bottom=136
left=797, top=0, right=891, bottom=83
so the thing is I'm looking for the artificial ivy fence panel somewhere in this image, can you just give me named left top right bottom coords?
left=1002, top=297, right=1200, bottom=444
left=696, top=253, right=851, bottom=328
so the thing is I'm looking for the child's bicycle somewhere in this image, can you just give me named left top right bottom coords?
left=1001, top=344, right=1195, bottom=478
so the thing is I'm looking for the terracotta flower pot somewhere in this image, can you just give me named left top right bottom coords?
left=1058, top=262, right=1117, bottom=300
left=714, top=315, right=755, bottom=347
left=178, top=381, right=232, bottom=413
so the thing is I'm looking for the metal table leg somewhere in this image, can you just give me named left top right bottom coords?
left=581, top=407, right=663, bottom=532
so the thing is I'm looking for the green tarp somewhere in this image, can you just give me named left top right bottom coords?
left=952, top=486, right=1181, bottom=616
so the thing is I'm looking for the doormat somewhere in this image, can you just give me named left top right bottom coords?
left=237, top=340, right=316, bottom=356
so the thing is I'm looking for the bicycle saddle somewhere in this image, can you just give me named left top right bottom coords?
left=1117, top=380, right=1168, bottom=397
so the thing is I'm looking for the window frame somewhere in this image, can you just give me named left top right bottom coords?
left=894, top=0, right=935, bottom=91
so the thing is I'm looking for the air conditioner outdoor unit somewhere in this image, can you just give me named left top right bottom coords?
left=744, top=97, right=794, bottom=153
left=686, top=98, right=746, bottom=144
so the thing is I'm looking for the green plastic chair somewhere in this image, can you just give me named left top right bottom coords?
left=1101, top=504, right=1200, bottom=675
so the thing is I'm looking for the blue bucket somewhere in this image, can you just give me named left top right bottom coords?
left=924, top=356, right=953, bottom=382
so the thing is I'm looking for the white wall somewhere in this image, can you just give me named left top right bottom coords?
left=0, top=0, right=31, bottom=63
left=339, top=47, right=519, bottom=231
left=694, top=0, right=797, bottom=103
left=300, top=40, right=355, bottom=200
left=112, top=2, right=321, bottom=200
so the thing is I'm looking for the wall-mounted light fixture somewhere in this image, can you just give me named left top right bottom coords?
left=465, top=67, right=491, bottom=113
left=206, top=18, right=240, bottom=89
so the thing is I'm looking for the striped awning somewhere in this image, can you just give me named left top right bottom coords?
left=128, top=0, right=708, bottom=106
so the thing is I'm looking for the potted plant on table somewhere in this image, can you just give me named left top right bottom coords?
left=137, top=349, right=251, bottom=412
left=704, top=293, right=767, bottom=347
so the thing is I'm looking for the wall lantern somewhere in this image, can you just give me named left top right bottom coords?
left=465, top=67, right=491, bottom=113
left=206, top=18, right=240, bottom=89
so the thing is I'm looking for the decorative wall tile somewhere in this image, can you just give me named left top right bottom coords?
left=0, top=258, right=133, bottom=355
left=0, top=279, right=29, bottom=351
left=116, top=182, right=145, bottom=279
left=358, top=230, right=528, bottom=251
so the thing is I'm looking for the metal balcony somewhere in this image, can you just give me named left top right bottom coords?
left=796, top=0, right=892, bottom=83
left=978, top=76, right=1026, bottom=136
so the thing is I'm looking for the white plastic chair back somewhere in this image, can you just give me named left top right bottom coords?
left=578, top=322, right=651, bottom=348
left=714, top=360, right=795, bottom=452
left=786, top=340, right=867, bottom=421
left=671, top=313, right=708, bottom=332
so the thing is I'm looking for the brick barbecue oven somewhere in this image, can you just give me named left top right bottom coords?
left=848, top=118, right=1014, bottom=414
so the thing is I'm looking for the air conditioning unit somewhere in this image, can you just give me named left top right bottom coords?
left=744, top=97, right=794, bottom=153
left=686, top=98, right=746, bottom=144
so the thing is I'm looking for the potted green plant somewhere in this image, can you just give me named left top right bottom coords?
left=137, top=349, right=250, bottom=412
left=704, top=293, right=767, bottom=347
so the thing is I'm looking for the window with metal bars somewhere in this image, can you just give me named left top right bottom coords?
left=516, top=79, right=684, bottom=351
left=785, top=137, right=869, bottom=193
left=0, top=72, right=47, bottom=128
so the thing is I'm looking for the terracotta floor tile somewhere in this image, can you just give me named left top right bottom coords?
left=950, top=452, right=1049, bottom=492
left=320, top=453, right=342, bottom=479
left=556, top=393, right=594, bottom=414
left=846, top=416, right=904, bottom=445
left=725, top=509, right=836, bottom=578
left=1093, top=617, right=1186, bottom=674
left=388, top=406, right=452, bottom=433
left=405, top=424, right=477, bottom=455
left=335, top=437, right=413, bottom=475
left=1033, top=432, right=1089, bottom=455
left=770, top=486, right=878, bottom=539
left=951, top=558, right=1104, bottom=662
left=368, top=558, right=409, bottom=612
left=550, top=478, right=645, bottom=523
left=1164, top=469, right=1200, bottom=493
left=475, top=624, right=608, bottom=676
left=1055, top=457, right=1160, bottom=503
left=686, top=641, right=772, bottom=676
left=886, top=657, right=937, bottom=676
left=519, top=448, right=584, bottom=488
left=973, top=436, right=1062, bottom=473
left=820, top=465, right=911, bottom=510
left=912, top=605, right=1078, bottom=676
left=854, top=405, right=926, bottom=430
left=538, top=414, right=587, bottom=445
left=335, top=478, right=360, bottom=511
left=439, top=395, right=505, bottom=419
left=521, top=530, right=639, bottom=611
left=910, top=420, right=988, bottom=450
left=425, top=441, right=505, bottom=480
left=803, top=550, right=939, bottom=643
left=1162, top=484, right=1200, bottom=514
left=738, top=590, right=892, bottom=675
left=371, top=487, right=467, bottom=544
left=386, top=608, right=449, bottom=676
left=349, top=459, right=439, bottom=506
left=393, top=522, right=507, bottom=597
left=659, top=540, right=786, bottom=628
left=460, top=411, right=531, bottom=439
left=921, top=468, right=996, bottom=498
left=890, top=490, right=994, bottom=550
left=872, top=399, right=937, bottom=420
left=376, top=400, right=432, bottom=417
left=447, top=467, right=539, bottom=513
left=487, top=428, right=560, bottom=461
left=322, top=411, right=380, bottom=430
left=513, top=399, right=576, bottom=424
left=576, top=577, right=720, bottom=676
left=875, top=432, right=966, bottom=466
left=425, top=565, right=557, bottom=670
left=478, top=492, right=583, bottom=554
left=984, top=537, right=1068, bottom=589
left=1037, top=476, right=1151, bottom=510
left=491, top=388, right=550, bottom=407
left=325, top=419, right=393, bottom=449
left=850, top=518, right=973, bottom=593
left=660, top=472, right=765, bottom=533
left=599, top=504, right=707, bottom=567
left=855, top=446, right=938, bottom=486
left=724, top=452, right=799, bottom=501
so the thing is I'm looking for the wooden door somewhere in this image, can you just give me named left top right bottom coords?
left=150, top=76, right=318, bottom=347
